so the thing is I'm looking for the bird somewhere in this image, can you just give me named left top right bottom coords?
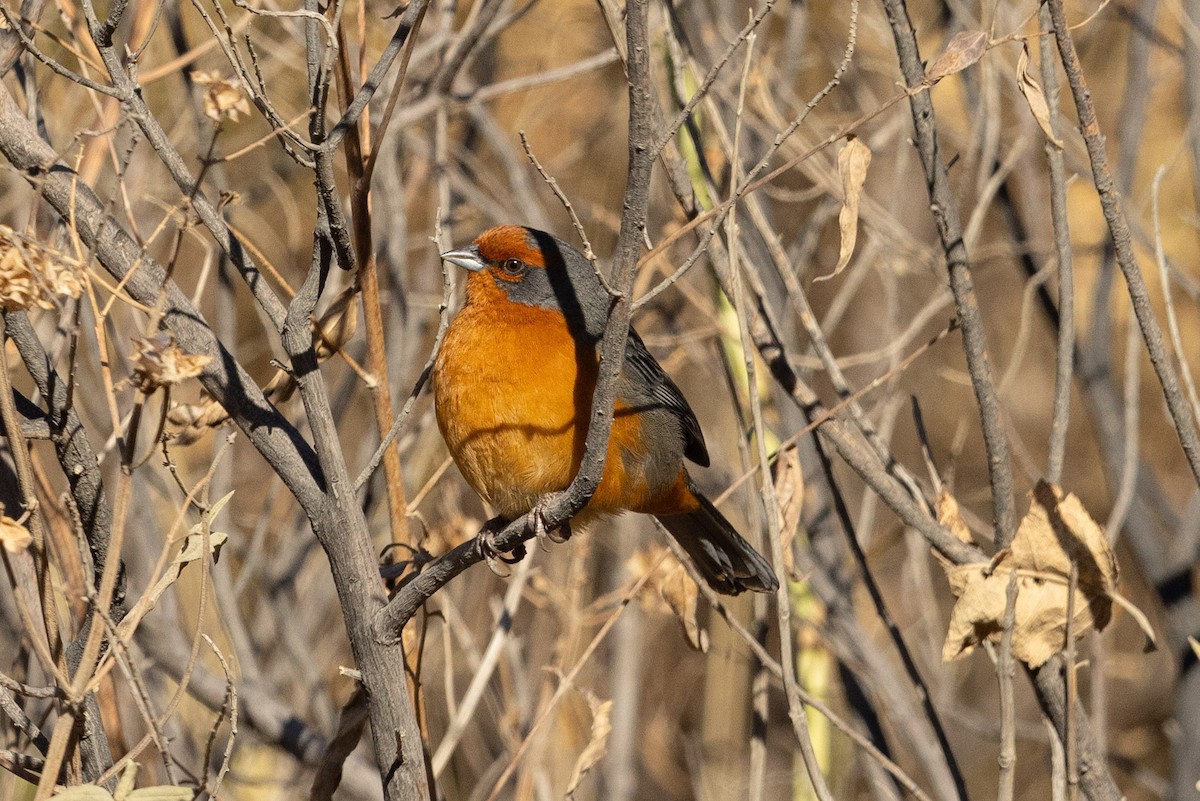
left=432, top=225, right=779, bottom=595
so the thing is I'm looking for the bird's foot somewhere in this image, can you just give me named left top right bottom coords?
left=531, top=500, right=572, bottom=552
left=378, top=542, right=435, bottom=589
left=476, top=516, right=526, bottom=576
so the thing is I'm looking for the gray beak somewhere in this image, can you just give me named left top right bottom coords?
left=440, top=244, right=485, bottom=272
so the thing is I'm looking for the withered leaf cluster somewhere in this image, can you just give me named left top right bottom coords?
left=939, top=481, right=1119, bottom=668
left=0, top=225, right=83, bottom=312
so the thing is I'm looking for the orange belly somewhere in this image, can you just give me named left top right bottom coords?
left=432, top=299, right=691, bottom=520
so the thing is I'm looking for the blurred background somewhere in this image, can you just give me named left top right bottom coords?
left=1, top=0, right=1198, bottom=799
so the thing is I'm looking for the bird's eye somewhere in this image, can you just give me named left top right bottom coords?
left=501, top=258, right=526, bottom=275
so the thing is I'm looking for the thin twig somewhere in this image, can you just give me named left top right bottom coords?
left=480, top=557, right=658, bottom=801
left=1105, top=316, right=1141, bottom=542
left=333, top=13, right=412, bottom=548
left=634, top=1, right=863, bottom=310
left=0, top=684, right=51, bottom=755
left=1065, top=560, right=1080, bottom=801
left=430, top=557, right=532, bottom=776
left=0, top=317, right=65, bottom=682
left=518, top=130, right=607, bottom=291
left=996, top=570, right=1019, bottom=801
left=1150, top=163, right=1200, bottom=428
left=879, top=0, right=1016, bottom=548
left=1047, top=0, right=1200, bottom=489
left=1040, top=2, right=1075, bottom=485
left=651, top=0, right=779, bottom=158
left=325, top=0, right=429, bottom=151
left=202, top=634, right=238, bottom=799
left=665, top=528, right=939, bottom=801
left=724, top=26, right=832, bottom=792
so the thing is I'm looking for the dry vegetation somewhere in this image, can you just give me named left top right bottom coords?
left=1, top=0, right=1199, bottom=799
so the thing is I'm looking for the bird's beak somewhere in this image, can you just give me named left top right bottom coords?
left=440, top=244, right=485, bottom=272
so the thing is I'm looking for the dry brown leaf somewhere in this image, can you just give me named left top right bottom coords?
left=936, top=489, right=973, bottom=545
left=924, top=30, right=988, bottom=84
left=627, top=547, right=709, bottom=651
left=192, top=71, right=251, bottom=123
left=773, top=445, right=804, bottom=576
left=565, top=690, right=613, bottom=797
left=0, top=225, right=84, bottom=311
left=166, top=394, right=230, bottom=445
left=0, top=242, right=42, bottom=310
left=131, top=332, right=212, bottom=391
left=39, top=246, right=84, bottom=299
left=815, top=137, right=871, bottom=282
left=163, top=288, right=354, bottom=445
left=0, top=512, right=32, bottom=554
left=116, top=492, right=234, bottom=639
left=942, top=481, right=1119, bottom=668
left=1016, top=43, right=1063, bottom=149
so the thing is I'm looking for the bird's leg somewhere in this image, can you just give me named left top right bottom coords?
left=476, top=515, right=527, bottom=576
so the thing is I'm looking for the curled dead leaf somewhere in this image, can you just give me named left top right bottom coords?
left=924, top=30, right=988, bottom=85
left=815, top=137, right=871, bottom=282
left=174, top=529, right=230, bottom=566
left=773, top=445, right=804, bottom=577
left=942, top=481, right=1123, bottom=668
left=1016, top=43, right=1063, bottom=149
left=192, top=71, right=251, bottom=123
left=0, top=225, right=84, bottom=311
left=0, top=241, right=40, bottom=310
left=131, top=332, right=212, bottom=392
left=166, top=394, right=230, bottom=445
left=565, top=690, right=613, bottom=797
left=627, top=547, right=709, bottom=652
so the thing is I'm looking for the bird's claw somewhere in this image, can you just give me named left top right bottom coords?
left=378, top=542, right=435, bottom=592
left=531, top=502, right=571, bottom=551
left=476, top=516, right=526, bottom=576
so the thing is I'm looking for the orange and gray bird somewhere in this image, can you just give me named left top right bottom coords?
left=432, top=225, right=778, bottom=595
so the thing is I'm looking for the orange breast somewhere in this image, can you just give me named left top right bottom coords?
left=432, top=283, right=690, bottom=521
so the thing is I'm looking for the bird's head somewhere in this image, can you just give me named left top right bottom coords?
left=441, top=225, right=610, bottom=341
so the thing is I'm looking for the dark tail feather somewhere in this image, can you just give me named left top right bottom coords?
left=656, top=490, right=779, bottom=595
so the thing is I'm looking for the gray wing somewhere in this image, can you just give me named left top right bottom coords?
left=622, top=329, right=710, bottom=467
